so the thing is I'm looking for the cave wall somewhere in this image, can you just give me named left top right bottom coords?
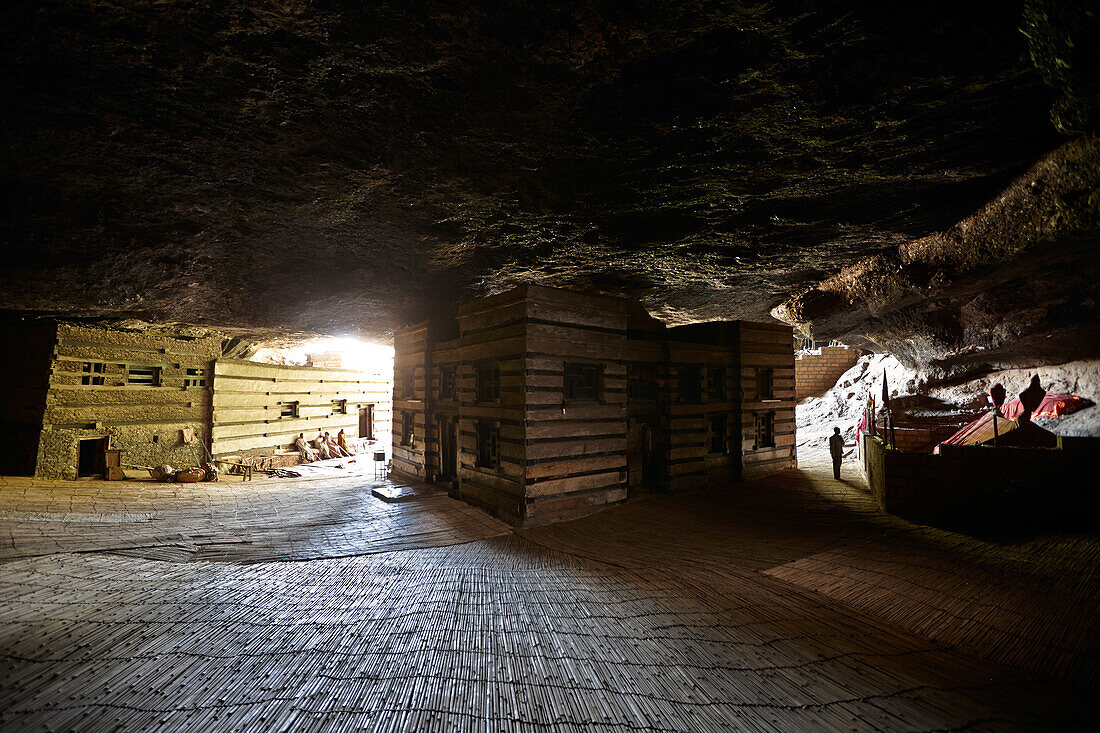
left=776, top=136, right=1100, bottom=373
left=0, top=321, right=57, bottom=476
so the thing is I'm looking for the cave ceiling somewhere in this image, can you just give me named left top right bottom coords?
left=2, top=1, right=1097, bottom=364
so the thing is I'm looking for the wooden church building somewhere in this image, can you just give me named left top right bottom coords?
left=392, top=286, right=796, bottom=526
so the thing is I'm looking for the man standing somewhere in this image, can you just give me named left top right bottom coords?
left=829, top=426, right=844, bottom=480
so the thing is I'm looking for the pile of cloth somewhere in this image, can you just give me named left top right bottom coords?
left=150, top=462, right=219, bottom=483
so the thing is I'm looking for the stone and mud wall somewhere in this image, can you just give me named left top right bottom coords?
left=35, top=323, right=222, bottom=479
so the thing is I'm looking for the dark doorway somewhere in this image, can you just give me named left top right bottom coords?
left=359, top=405, right=374, bottom=440
left=77, top=438, right=108, bottom=478
left=627, top=421, right=659, bottom=494
left=437, top=414, right=458, bottom=487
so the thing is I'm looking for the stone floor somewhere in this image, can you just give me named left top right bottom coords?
left=0, top=454, right=1096, bottom=731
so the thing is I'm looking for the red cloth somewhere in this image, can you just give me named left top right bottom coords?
left=998, top=393, right=1090, bottom=419
left=936, top=392, right=1093, bottom=452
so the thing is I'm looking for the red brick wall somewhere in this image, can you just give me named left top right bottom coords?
left=794, top=346, right=860, bottom=399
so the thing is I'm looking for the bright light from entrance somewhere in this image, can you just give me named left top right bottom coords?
left=252, top=337, right=394, bottom=374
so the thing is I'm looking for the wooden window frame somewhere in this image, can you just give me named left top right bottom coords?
left=126, top=365, right=162, bottom=387
left=563, top=362, right=602, bottom=403
left=401, top=367, right=414, bottom=399
left=81, top=362, right=105, bottom=386
left=476, top=362, right=501, bottom=403
left=678, top=364, right=701, bottom=404
left=476, top=420, right=501, bottom=471
left=707, top=367, right=726, bottom=402
left=183, top=367, right=207, bottom=388
left=400, top=411, right=414, bottom=446
left=754, top=411, right=775, bottom=449
left=627, top=363, right=658, bottom=400
left=756, top=367, right=775, bottom=400
left=331, top=399, right=347, bottom=415
left=708, top=414, right=728, bottom=455
left=279, top=401, right=299, bottom=419
left=438, top=365, right=456, bottom=400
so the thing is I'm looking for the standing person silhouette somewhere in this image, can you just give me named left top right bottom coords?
left=829, top=427, right=844, bottom=480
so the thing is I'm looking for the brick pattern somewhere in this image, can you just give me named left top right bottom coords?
left=794, top=346, right=860, bottom=399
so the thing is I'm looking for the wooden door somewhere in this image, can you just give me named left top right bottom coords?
left=438, top=415, right=458, bottom=483
left=628, top=421, right=657, bottom=493
left=78, top=437, right=108, bottom=478
left=359, top=405, right=374, bottom=439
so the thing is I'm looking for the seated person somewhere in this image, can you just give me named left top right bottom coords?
left=294, top=433, right=318, bottom=462
left=325, top=431, right=350, bottom=458
left=314, top=432, right=333, bottom=459
left=336, top=429, right=356, bottom=456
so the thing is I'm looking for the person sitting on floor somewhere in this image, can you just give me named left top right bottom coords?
left=325, top=431, right=350, bottom=458
left=295, top=433, right=318, bottom=462
left=336, top=429, right=356, bottom=456
left=314, top=431, right=333, bottom=459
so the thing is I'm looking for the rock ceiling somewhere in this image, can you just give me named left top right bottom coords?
left=2, top=1, right=1097, bottom=368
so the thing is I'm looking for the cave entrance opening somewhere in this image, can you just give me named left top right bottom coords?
left=77, top=437, right=108, bottom=479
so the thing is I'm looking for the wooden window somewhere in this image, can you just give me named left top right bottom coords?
left=183, top=368, right=206, bottom=388
left=400, top=411, right=414, bottom=446
left=678, top=365, right=701, bottom=403
left=476, top=362, right=500, bottom=402
left=564, top=362, right=602, bottom=402
left=80, top=362, right=105, bottom=386
left=476, top=420, right=501, bottom=470
left=331, top=399, right=347, bottom=415
left=756, top=367, right=774, bottom=400
left=627, top=363, right=657, bottom=400
left=438, top=365, right=456, bottom=400
left=707, top=368, right=726, bottom=402
left=401, top=368, right=414, bottom=398
left=708, top=414, right=728, bottom=454
left=754, top=412, right=775, bottom=449
left=126, top=366, right=161, bottom=386
left=279, top=401, right=299, bottom=419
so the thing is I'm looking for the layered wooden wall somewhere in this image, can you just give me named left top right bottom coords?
left=622, top=336, right=666, bottom=494
left=424, top=336, right=461, bottom=485
left=664, top=323, right=742, bottom=492
left=451, top=291, right=529, bottom=523
left=36, top=323, right=222, bottom=479
left=391, top=323, right=428, bottom=479
left=520, top=287, right=630, bottom=525
left=739, top=321, right=797, bottom=478
left=211, top=359, right=390, bottom=458
left=390, top=286, right=797, bottom=527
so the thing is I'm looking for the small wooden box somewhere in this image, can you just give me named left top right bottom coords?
left=106, top=466, right=125, bottom=481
